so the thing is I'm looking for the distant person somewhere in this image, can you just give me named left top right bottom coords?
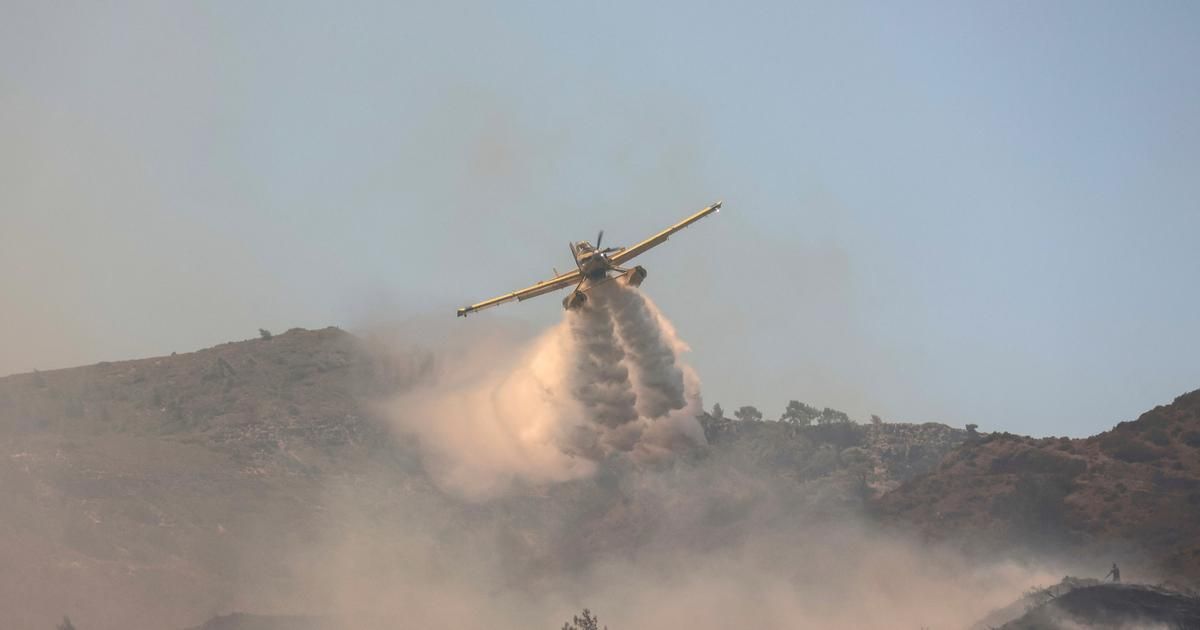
left=1104, top=562, right=1121, bottom=583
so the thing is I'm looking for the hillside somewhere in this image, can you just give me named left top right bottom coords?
left=876, top=389, right=1200, bottom=584
left=0, top=326, right=389, bottom=459
left=3, top=327, right=1196, bottom=628
left=698, top=413, right=968, bottom=497
left=0, top=328, right=426, bottom=630
left=0, top=327, right=976, bottom=629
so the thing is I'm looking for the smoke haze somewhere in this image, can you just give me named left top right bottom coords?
left=340, top=290, right=1065, bottom=629
left=281, top=492, right=1063, bottom=630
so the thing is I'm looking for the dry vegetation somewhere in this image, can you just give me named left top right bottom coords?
left=876, top=389, right=1200, bottom=584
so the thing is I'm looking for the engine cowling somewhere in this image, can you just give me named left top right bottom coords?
left=621, top=265, right=647, bottom=287
left=562, top=290, right=588, bottom=310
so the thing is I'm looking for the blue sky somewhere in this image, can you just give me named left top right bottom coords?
left=2, top=1, right=1197, bottom=436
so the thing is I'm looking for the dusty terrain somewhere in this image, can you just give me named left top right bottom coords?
left=2, top=327, right=1197, bottom=629
left=0, top=328, right=407, bottom=628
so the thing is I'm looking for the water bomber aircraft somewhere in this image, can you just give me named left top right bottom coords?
left=457, top=201, right=722, bottom=317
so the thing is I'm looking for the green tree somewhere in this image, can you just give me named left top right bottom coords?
left=57, top=616, right=76, bottom=630
left=780, top=400, right=819, bottom=425
left=711, top=402, right=724, bottom=420
left=818, top=407, right=850, bottom=425
left=734, top=405, right=762, bottom=422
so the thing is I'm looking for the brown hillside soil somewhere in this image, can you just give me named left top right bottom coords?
left=876, top=389, right=1200, bottom=585
left=0, top=328, right=423, bottom=630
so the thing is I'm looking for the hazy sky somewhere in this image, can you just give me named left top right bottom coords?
left=2, top=2, right=1197, bottom=436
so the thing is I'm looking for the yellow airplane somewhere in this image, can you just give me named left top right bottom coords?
left=457, top=201, right=722, bottom=317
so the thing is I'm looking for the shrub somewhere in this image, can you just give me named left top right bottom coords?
left=562, top=609, right=606, bottom=630
left=805, top=421, right=865, bottom=450
left=1146, top=427, right=1171, bottom=447
left=818, top=407, right=850, bottom=425
left=1099, top=432, right=1165, bottom=463
left=990, top=449, right=1086, bottom=478
left=781, top=400, right=820, bottom=426
left=733, top=405, right=763, bottom=422
left=992, top=473, right=1074, bottom=536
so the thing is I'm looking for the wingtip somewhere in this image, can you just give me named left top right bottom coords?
left=713, top=200, right=723, bottom=211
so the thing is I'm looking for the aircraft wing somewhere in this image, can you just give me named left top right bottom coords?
left=457, top=268, right=582, bottom=317
left=607, top=200, right=722, bottom=267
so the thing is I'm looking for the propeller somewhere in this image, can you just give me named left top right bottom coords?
left=595, top=230, right=620, bottom=254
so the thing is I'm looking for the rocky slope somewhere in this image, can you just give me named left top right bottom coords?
left=876, top=389, right=1200, bottom=584
left=0, top=328, right=423, bottom=630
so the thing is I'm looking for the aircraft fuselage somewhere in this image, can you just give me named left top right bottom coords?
left=574, top=246, right=612, bottom=279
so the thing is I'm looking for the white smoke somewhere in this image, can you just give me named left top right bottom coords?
left=386, top=283, right=705, bottom=499
left=383, top=324, right=597, bottom=499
